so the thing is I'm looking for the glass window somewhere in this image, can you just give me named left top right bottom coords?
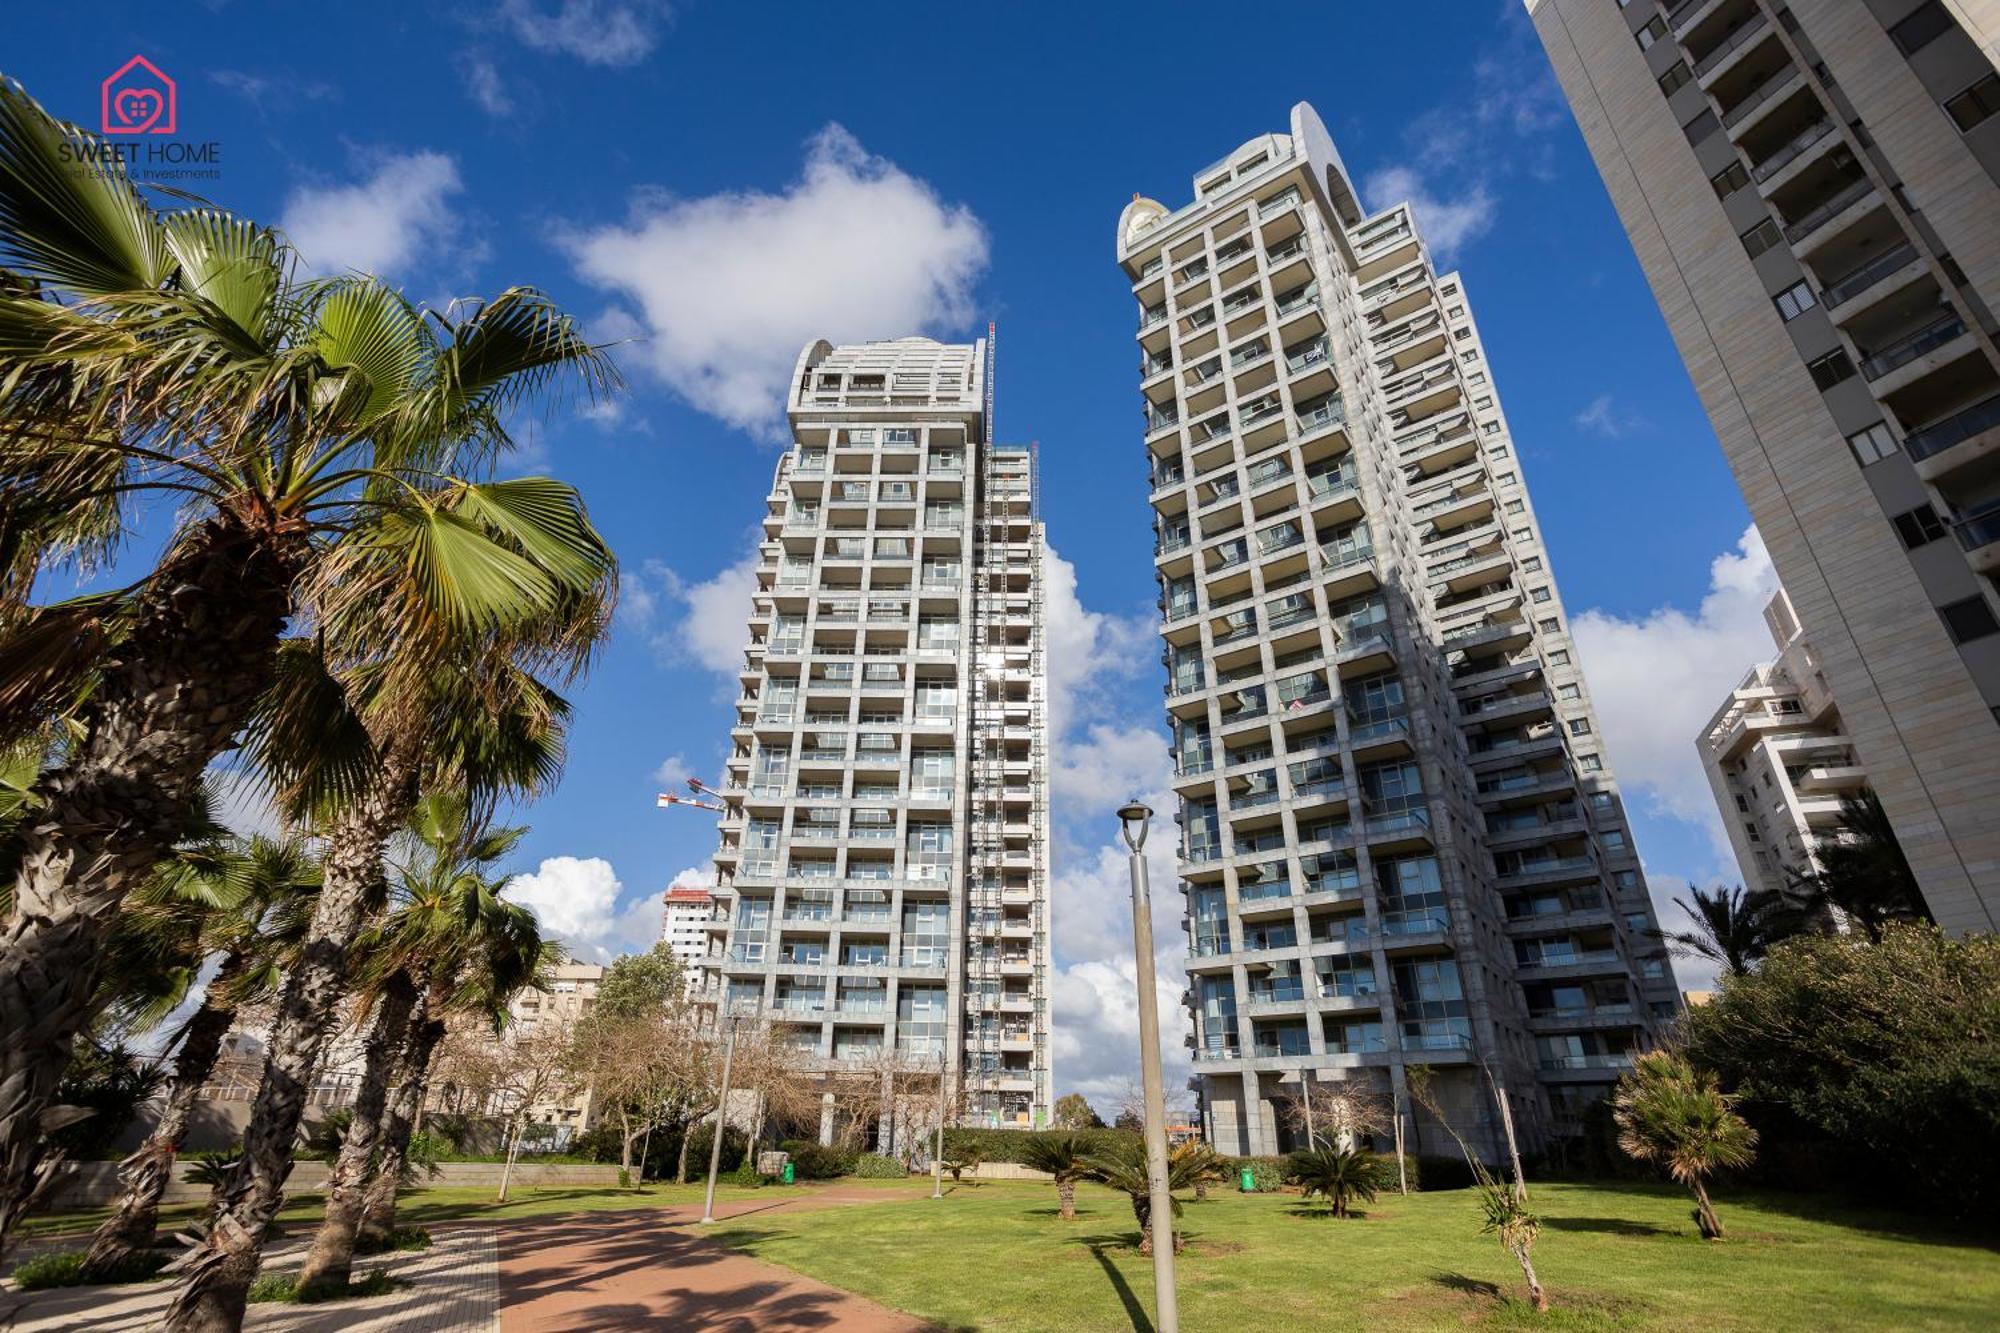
left=1892, top=504, right=1947, bottom=549
left=1891, top=1, right=1953, bottom=55
left=1710, top=161, right=1750, bottom=198
left=1847, top=421, right=1898, bottom=464
left=1657, top=60, right=1691, bottom=97
left=1774, top=281, right=1817, bottom=321
left=1945, top=73, right=2000, bottom=131
left=1940, top=596, right=2000, bottom=644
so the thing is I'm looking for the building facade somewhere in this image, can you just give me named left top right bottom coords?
left=697, top=337, right=1054, bottom=1135
left=1529, top=0, right=2000, bottom=933
left=504, top=961, right=605, bottom=1142
left=1118, top=103, right=1677, bottom=1159
left=660, top=883, right=716, bottom=986
left=1699, top=587, right=1873, bottom=896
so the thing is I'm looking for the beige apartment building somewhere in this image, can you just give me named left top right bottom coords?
left=1119, top=103, right=1677, bottom=1159
left=698, top=337, right=1054, bottom=1137
left=1529, top=0, right=2000, bottom=933
left=503, top=960, right=605, bottom=1143
left=1698, top=586, right=1872, bottom=895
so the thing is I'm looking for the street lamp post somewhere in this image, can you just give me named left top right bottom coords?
left=1118, top=799, right=1179, bottom=1333
left=700, top=1013, right=740, bottom=1225
left=932, top=1049, right=947, bottom=1200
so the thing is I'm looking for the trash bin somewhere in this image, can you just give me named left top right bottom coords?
left=782, top=1161, right=796, bottom=1185
left=1240, top=1167, right=1256, bottom=1192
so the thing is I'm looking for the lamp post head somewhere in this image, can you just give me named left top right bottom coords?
left=1118, top=799, right=1153, bottom=852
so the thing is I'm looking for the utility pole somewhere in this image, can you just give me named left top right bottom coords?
left=1298, top=1069, right=1317, bottom=1151
left=932, top=1049, right=947, bottom=1200
left=700, top=1015, right=739, bottom=1225
left=1118, top=800, right=1178, bottom=1333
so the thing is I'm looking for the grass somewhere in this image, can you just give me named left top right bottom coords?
left=8, top=1248, right=170, bottom=1290
left=246, top=1268, right=400, bottom=1304
left=704, top=1178, right=2000, bottom=1331
left=15, top=1176, right=894, bottom=1241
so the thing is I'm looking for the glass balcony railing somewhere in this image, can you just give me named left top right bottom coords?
left=1955, top=503, right=2000, bottom=555
left=1860, top=312, right=1966, bottom=381
left=1906, top=393, right=2000, bottom=460
left=1783, top=176, right=1873, bottom=244
left=1720, top=63, right=1799, bottom=129
left=1692, top=12, right=1768, bottom=79
left=1820, top=243, right=1917, bottom=309
left=1750, top=118, right=1834, bottom=183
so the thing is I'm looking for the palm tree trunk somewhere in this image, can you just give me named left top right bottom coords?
left=1133, top=1194, right=1153, bottom=1256
left=1513, top=1242, right=1548, bottom=1312
left=296, top=969, right=418, bottom=1298
left=81, top=957, right=244, bottom=1276
left=162, top=743, right=418, bottom=1333
left=1057, top=1178, right=1076, bottom=1221
left=0, top=512, right=303, bottom=1258
left=1691, top=1178, right=1724, bottom=1240
left=357, top=1000, right=443, bottom=1246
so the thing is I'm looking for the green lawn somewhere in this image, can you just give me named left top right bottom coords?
left=705, top=1178, right=2000, bottom=1331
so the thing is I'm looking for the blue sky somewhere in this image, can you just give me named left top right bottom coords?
left=13, top=0, right=1775, bottom=1099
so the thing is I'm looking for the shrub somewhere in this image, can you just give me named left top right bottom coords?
left=728, top=1159, right=765, bottom=1187
left=681, top=1123, right=747, bottom=1180
left=354, top=1225, right=432, bottom=1255
left=1222, top=1155, right=1290, bottom=1191
left=11, top=1249, right=169, bottom=1290
left=779, top=1140, right=857, bottom=1180
left=942, top=1126, right=1139, bottom=1166
left=246, top=1269, right=399, bottom=1304
left=571, top=1124, right=624, bottom=1163
left=852, top=1153, right=907, bottom=1179
left=1405, top=1154, right=1476, bottom=1192
left=301, top=1108, right=353, bottom=1161
left=1290, top=1148, right=1390, bottom=1217
left=1682, top=923, right=2000, bottom=1217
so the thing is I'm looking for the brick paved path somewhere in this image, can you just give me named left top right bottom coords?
left=2, top=1189, right=926, bottom=1331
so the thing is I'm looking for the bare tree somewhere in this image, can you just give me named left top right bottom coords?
left=1281, top=1078, right=1390, bottom=1151
left=477, top=1028, right=574, bottom=1203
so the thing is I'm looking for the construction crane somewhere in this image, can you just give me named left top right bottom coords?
left=655, top=776, right=727, bottom=814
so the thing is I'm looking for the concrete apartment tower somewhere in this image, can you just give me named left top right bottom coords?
left=1118, top=103, right=1677, bottom=1159
left=1527, top=0, right=2000, bottom=934
left=660, top=882, right=717, bottom=988
left=1698, top=586, right=1873, bottom=896
left=699, top=337, right=1054, bottom=1137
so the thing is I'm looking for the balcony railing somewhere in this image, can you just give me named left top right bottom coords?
left=1539, top=1052, right=1636, bottom=1072
left=1782, top=176, right=1873, bottom=243
left=1820, top=242, right=1917, bottom=309
left=1907, top=393, right=2000, bottom=461
left=1298, top=399, right=1346, bottom=434
left=1955, top=503, right=2000, bottom=555
left=1720, top=64, right=1799, bottom=130
left=1692, top=12, right=1768, bottom=79
left=1750, top=118, right=1834, bottom=183
left=1860, top=312, right=1965, bottom=381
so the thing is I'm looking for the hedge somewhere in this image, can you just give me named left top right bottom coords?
left=852, top=1153, right=907, bottom=1178
left=1402, top=1154, right=1476, bottom=1191
left=778, top=1140, right=857, bottom=1180
left=941, top=1127, right=1141, bottom=1165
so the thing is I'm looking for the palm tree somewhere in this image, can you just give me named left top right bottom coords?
left=297, top=793, right=547, bottom=1296
left=1613, top=1050, right=1757, bottom=1241
left=1288, top=1147, right=1387, bottom=1218
left=1170, top=1139, right=1225, bottom=1201
left=1082, top=1137, right=1203, bottom=1256
left=0, top=75, right=617, bottom=1248
left=1017, top=1133, right=1087, bottom=1220
left=1788, top=791, right=1928, bottom=941
left=82, top=834, right=318, bottom=1277
left=1657, top=884, right=1804, bottom=976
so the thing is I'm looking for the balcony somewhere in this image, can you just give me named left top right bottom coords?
left=1907, top=393, right=2000, bottom=481
left=1783, top=177, right=1874, bottom=247
left=1820, top=243, right=1920, bottom=314
left=1721, top=64, right=1802, bottom=132
left=1693, top=11, right=1768, bottom=82
left=1956, top=503, right=2000, bottom=577
left=1751, top=118, right=1834, bottom=186
left=1860, top=312, right=1966, bottom=382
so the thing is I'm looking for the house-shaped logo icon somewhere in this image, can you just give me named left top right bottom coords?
left=101, top=56, right=176, bottom=136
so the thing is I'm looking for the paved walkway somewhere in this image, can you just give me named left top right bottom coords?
left=1, top=1189, right=927, bottom=1332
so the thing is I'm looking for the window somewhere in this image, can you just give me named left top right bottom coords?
left=1940, top=595, right=2000, bottom=643
left=1558, top=683, right=1581, bottom=701
left=1741, top=218, right=1783, bottom=259
left=1603, top=829, right=1628, bottom=851
left=1711, top=161, right=1751, bottom=198
left=1460, top=350, right=1479, bottom=364
left=1807, top=349, right=1855, bottom=390
left=1531, top=586, right=1552, bottom=604
left=1848, top=421, right=1898, bottom=464
left=1890, top=2, right=1953, bottom=55
left=1774, top=280, right=1817, bottom=321
left=1540, top=617, right=1561, bottom=634
left=1893, top=504, right=1948, bottom=549
left=1944, top=73, right=2000, bottom=131
left=1549, top=649, right=1571, bottom=666
left=1522, top=556, right=1542, bottom=572
left=1580, top=754, right=1603, bottom=773
left=1658, top=60, right=1691, bottom=97
left=1569, top=718, right=1593, bottom=737
left=1682, top=109, right=1721, bottom=145
left=1636, top=14, right=1667, bottom=48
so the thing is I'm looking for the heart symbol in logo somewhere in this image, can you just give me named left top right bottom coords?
left=112, top=88, right=164, bottom=132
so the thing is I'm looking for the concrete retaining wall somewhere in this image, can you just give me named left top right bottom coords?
left=45, top=1159, right=621, bottom=1211
left=968, top=1162, right=1053, bottom=1181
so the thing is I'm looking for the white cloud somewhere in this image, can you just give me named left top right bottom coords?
left=504, top=855, right=659, bottom=963
left=501, top=0, right=672, bottom=65
left=668, top=865, right=715, bottom=892
left=620, top=552, right=760, bottom=675
left=461, top=54, right=513, bottom=116
left=652, top=753, right=693, bottom=789
left=1571, top=525, right=1779, bottom=847
left=281, top=150, right=465, bottom=279
left=1361, top=166, right=1496, bottom=267
left=1574, top=392, right=1646, bottom=439
left=563, top=125, right=989, bottom=438
left=1041, top=546, right=1155, bottom=741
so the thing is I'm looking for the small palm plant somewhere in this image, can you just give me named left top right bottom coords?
left=1474, top=1163, right=1547, bottom=1314
left=1612, top=1050, right=1757, bottom=1240
left=1171, top=1140, right=1225, bottom=1202
left=1082, top=1138, right=1202, bottom=1256
left=1289, top=1147, right=1387, bottom=1218
left=1017, top=1133, right=1086, bottom=1220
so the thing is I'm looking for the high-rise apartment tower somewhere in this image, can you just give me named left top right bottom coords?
left=698, top=337, right=1053, bottom=1137
left=1528, top=0, right=2000, bottom=933
left=1118, top=103, right=1677, bottom=1158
